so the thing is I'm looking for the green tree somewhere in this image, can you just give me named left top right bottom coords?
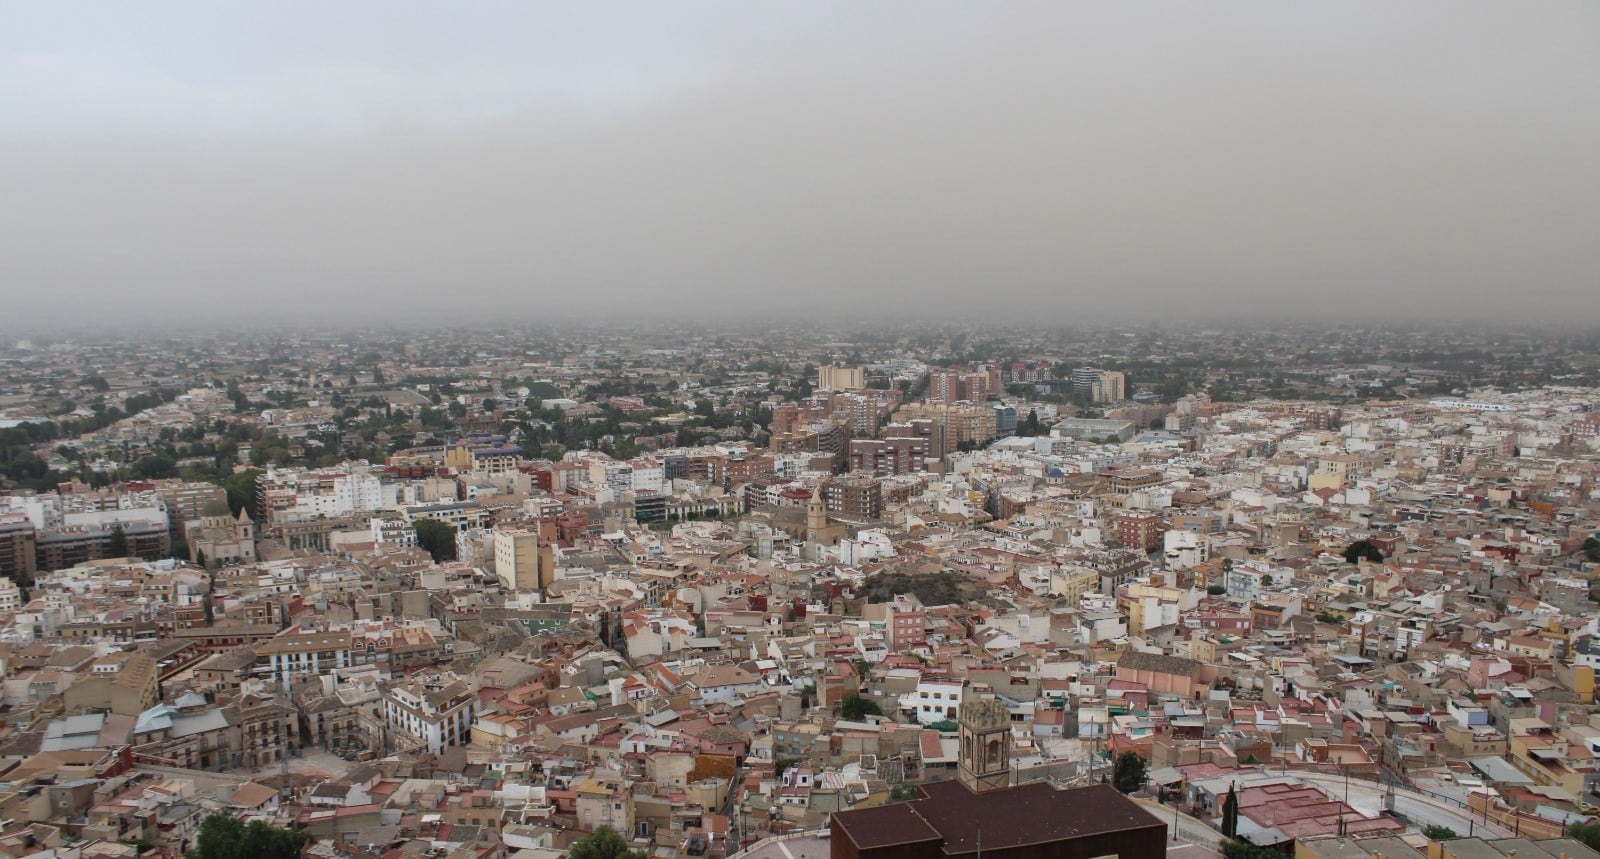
left=1018, top=409, right=1043, bottom=436
left=1206, top=584, right=1227, bottom=596
left=1570, top=822, right=1600, bottom=852
left=1422, top=826, right=1458, bottom=841
left=1583, top=537, right=1600, bottom=563
left=1342, top=539, right=1384, bottom=564
left=1221, top=839, right=1280, bottom=859
left=1112, top=751, right=1147, bottom=794
left=568, top=826, right=645, bottom=859
left=413, top=518, right=458, bottom=562
left=107, top=523, right=129, bottom=557
left=858, top=570, right=977, bottom=605
left=226, top=381, right=251, bottom=413
left=841, top=694, right=883, bottom=720
left=190, top=812, right=308, bottom=859
left=223, top=468, right=264, bottom=520
left=1221, top=783, right=1239, bottom=838
left=132, top=454, right=178, bottom=479
left=195, top=549, right=208, bottom=569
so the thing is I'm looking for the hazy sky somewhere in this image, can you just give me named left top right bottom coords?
left=3, top=2, right=1598, bottom=327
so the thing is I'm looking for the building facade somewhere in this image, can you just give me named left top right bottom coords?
left=383, top=673, right=476, bottom=755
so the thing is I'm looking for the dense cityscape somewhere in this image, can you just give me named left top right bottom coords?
left=7, top=2, right=1600, bottom=859
left=0, top=321, right=1598, bottom=859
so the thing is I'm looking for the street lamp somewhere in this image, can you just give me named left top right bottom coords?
left=1338, top=764, right=1350, bottom=839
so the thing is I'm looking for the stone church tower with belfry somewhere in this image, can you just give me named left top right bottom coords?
left=957, top=686, right=1011, bottom=793
left=806, top=485, right=827, bottom=544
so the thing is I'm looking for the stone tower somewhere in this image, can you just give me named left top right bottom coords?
left=957, top=689, right=1011, bottom=793
left=806, top=485, right=827, bottom=544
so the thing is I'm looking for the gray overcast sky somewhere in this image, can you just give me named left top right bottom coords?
left=3, top=1, right=1598, bottom=327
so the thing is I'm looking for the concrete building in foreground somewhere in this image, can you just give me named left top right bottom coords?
left=830, top=781, right=1165, bottom=859
left=836, top=680, right=1164, bottom=859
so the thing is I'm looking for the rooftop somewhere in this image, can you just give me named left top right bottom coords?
left=832, top=781, right=1163, bottom=856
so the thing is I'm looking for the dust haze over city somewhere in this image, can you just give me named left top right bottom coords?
left=4, top=1, right=1600, bottom=329
left=14, top=2, right=1600, bottom=856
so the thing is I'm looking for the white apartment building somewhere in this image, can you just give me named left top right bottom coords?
left=904, top=679, right=963, bottom=725
left=258, top=463, right=397, bottom=523
left=631, top=463, right=666, bottom=493
left=1223, top=559, right=1294, bottom=601
left=1163, top=530, right=1211, bottom=570
left=256, top=626, right=354, bottom=690
left=688, top=664, right=763, bottom=707
left=0, top=579, right=20, bottom=612
left=370, top=516, right=417, bottom=548
left=589, top=460, right=634, bottom=494
left=384, top=674, right=476, bottom=755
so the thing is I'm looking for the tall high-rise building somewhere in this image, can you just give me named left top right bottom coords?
left=928, top=367, right=1000, bottom=403
left=823, top=475, right=885, bottom=519
left=1072, top=368, right=1126, bottom=403
left=0, top=514, right=36, bottom=587
left=891, top=403, right=999, bottom=452
left=928, top=369, right=962, bottom=403
left=817, top=365, right=865, bottom=391
left=493, top=528, right=554, bottom=592
left=1096, top=370, right=1126, bottom=402
left=849, top=434, right=928, bottom=476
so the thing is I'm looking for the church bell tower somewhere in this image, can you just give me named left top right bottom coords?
left=958, top=688, right=1012, bottom=793
left=806, top=485, right=827, bottom=544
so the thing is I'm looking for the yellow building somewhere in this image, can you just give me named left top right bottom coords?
left=1051, top=565, right=1100, bottom=604
left=1121, top=581, right=1194, bottom=636
left=1309, top=454, right=1360, bottom=490
left=493, top=528, right=553, bottom=593
left=890, top=402, right=999, bottom=451
left=818, top=365, right=866, bottom=391
left=1506, top=718, right=1596, bottom=797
